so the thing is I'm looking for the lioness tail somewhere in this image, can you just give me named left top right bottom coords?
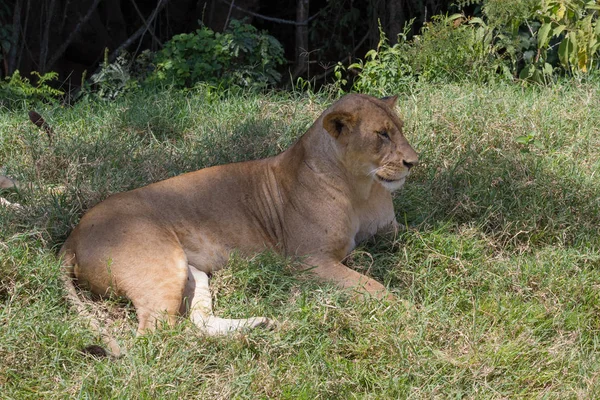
left=60, top=249, right=123, bottom=358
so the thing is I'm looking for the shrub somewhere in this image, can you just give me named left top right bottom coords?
left=339, top=23, right=415, bottom=96
left=85, top=49, right=154, bottom=100
left=340, top=16, right=510, bottom=94
left=0, top=70, right=64, bottom=108
left=150, top=20, right=285, bottom=89
left=411, top=14, right=508, bottom=83
left=482, top=0, right=600, bottom=82
left=81, top=20, right=285, bottom=100
left=535, top=0, right=600, bottom=76
left=339, top=1, right=600, bottom=92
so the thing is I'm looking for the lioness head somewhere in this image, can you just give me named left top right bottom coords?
left=322, top=94, right=418, bottom=191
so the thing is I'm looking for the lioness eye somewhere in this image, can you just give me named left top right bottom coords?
left=378, top=130, right=390, bottom=140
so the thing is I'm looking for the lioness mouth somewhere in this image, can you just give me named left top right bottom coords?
left=376, top=174, right=401, bottom=183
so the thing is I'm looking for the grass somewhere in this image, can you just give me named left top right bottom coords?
left=1, top=81, right=599, bottom=398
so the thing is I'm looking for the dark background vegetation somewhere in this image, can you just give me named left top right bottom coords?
left=2, top=0, right=599, bottom=101
left=0, top=0, right=455, bottom=90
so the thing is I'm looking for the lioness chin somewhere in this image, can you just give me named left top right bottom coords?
left=60, top=93, right=418, bottom=357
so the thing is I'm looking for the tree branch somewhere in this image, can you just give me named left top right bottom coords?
left=59, top=0, right=71, bottom=33
left=47, top=0, right=102, bottom=71
left=129, top=0, right=163, bottom=49
left=7, top=0, right=23, bottom=74
left=293, top=0, right=309, bottom=78
left=15, top=0, right=31, bottom=72
left=218, top=0, right=320, bottom=26
left=223, top=0, right=235, bottom=30
left=108, top=0, right=169, bottom=64
left=39, top=0, right=57, bottom=72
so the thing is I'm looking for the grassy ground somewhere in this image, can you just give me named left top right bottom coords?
left=1, top=81, right=599, bottom=398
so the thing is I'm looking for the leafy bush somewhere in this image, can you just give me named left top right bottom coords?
left=339, top=16, right=510, bottom=94
left=338, top=24, right=415, bottom=95
left=0, top=70, right=63, bottom=108
left=80, top=20, right=285, bottom=100
left=88, top=50, right=134, bottom=100
left=411, top=14, right=508, bottom=82
left=482, top=0, right=600, bottom=82
left=535, top=0, right=600, bottom=76
left=150, top=20, right=285, bottom=89
left=85, top=49, right=153, bottom=100
left=338, top=1, right=600, bottom=92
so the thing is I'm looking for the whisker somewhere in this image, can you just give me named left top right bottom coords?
left=368, top=166, right=383, bottom=177
left=369, top=161, right=406, bottom=178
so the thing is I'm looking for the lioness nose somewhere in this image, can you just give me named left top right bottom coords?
left=403, top=159, right=418, bottom=169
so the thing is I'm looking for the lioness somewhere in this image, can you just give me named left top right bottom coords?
left=60, top=94, right=418, bottom=356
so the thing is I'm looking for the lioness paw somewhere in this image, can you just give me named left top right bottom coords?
left=197, top=316, right=274, bottom=336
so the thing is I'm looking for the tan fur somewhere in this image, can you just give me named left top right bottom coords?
left=60, top=94, right=418, bottom=354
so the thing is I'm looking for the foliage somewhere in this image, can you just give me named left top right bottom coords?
left=340, top=22, right=415, bottom=95
left=150, top=20, right=285, bottom=89
left=85, top=49, right=154, bottom=100
left=411, top=14, right=509, bottom=82
left=479, top=0, right=600, bottom=83
left=78, top=20, right=284, bottom=100
left=87, top=50, right=133, bottom=100
left=339, top=16, right=510, bottom=94
left=481, top=0, right=539, bottom=31
left=337, top=1, right=600, bottom=91
left=537, top=0, right=600, bottom=75
left=0, top=70, right=64, bottom=108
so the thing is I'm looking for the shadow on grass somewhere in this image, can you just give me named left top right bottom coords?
left=0, top=113, right=293, bottom=249
left=402, top=147, right=599, bottom=248
left=356, top=145, right=600, bottom=291
left=2, top=102, right=598, bottom=262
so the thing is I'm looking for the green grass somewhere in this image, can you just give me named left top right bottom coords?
left=1, top=82, right=599, bottom=398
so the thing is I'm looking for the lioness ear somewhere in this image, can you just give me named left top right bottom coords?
left=323, top=112, right=356, bottom=139
left=381, top=95, right=398, bottom=108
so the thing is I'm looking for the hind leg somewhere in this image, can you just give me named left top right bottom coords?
left=127, top=254, right=190, bottom=335
left=71, top=216, right=192, bottom=336
left=183, top=266, right=272, bottom=335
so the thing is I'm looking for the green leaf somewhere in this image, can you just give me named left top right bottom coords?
left=515, top=135, right=531, bottom=144
left=468, top=17, right=486, bottom=27
left=585, top=2, right=600, bottom=11
left=553, top=25, right=567, bottom=37
left=569, top=34, right=579, bottom=70
left=558, top=33, right=577, bottom=69
left=523, top=50, right=536, bottom=62
left=538, top=23, right=552, bottom=48
left=365, top=49, right=378, bottom=60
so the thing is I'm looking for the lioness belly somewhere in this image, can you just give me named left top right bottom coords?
left=179, top=221, right=276, bottom=274
left=180, top=235, right=257, bottom=274
left=74, top=214, right=269, bottom=292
